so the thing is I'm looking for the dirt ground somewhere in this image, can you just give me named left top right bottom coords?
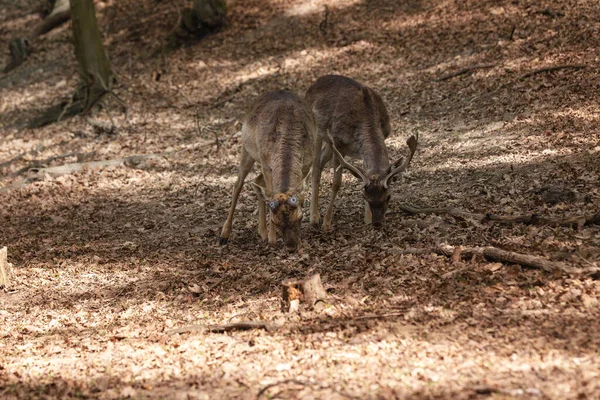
left=1, top=0, right=600, bottom=398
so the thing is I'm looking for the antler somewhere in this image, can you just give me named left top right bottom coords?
left=327, top=133, right=368, bottom=185
left=382, top=132, right=419, bottom=188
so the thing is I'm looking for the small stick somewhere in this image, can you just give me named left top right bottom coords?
left=167, top=320, right=278, bottom=335
left=519, top=64, right=586, bottom=80
left=435, top=64, right=497, bottom=81
left=319, top=5, right=330, bottom=36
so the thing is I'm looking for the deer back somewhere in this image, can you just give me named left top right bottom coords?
left=305, top=75, right=391, bottom=178
left=242, top=90, right=315, bottom=194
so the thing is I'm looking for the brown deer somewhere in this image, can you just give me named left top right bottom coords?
left=219, top=90, right=315, bottom=251
left=306, top=75, right=418, bottom=230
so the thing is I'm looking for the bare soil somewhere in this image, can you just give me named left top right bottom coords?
left=1, top=0, right=599, bottom=399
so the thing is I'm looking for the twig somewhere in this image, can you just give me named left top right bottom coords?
left=519, top=64, right=586, bottom=80
left=353, top=312, right=406, bottom=321
left=319, top=6, right=330, bottom=36
left=435, top=64, right=497, bottom=82
left=167, top=320, right=279, bottom=335
left=0, top=144, right=45, bottom=171
left=257, top=379, right=358, bottom=399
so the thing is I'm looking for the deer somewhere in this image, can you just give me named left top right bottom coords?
left=305, top=75, right=418, bottom=231
left=219, top=90, right=315, bottom=252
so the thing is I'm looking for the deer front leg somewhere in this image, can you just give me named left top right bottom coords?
left=220, top=148, right=255, bottom=245
left=252, top=173, right=268, bottom=241
left=323, top=157, right=342, bottom=231
left=310, top=135, right=324, bottom=227
left=261, top=166, right=277, bottom=245
left=364, top=200, right=372, bottom=224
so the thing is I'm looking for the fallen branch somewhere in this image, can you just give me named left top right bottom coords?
left=5, top=151, right=93, bottom=180
left=519, top=64, right=585, bottom=80
left=396, top=203, right=600, bottom=230
left=0, top=140, right=221, bottom=194
left=435, top=64, right=497, bottom=82
left=394, top=244, right=599, bottom=276
left=167, top=320, right=279, bottom=335
left=0, top=144, right=45, bottom=171
left=482, top=246, right=596, bottom=274
left=257, top=379, right=358, bottom=400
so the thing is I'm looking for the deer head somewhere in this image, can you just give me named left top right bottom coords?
left=252, top=185, right=307, bottom=251
left=328, top=132, right=418, bottom=227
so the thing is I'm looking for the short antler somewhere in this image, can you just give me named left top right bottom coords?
left=382, top=132, right=418, bottom=188
left=327, top=133, right=368, bottom=184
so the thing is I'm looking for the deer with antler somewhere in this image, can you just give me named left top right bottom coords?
left=306, top=75, right=418, bottom=230
left=219, top=90, right=315, bottom=251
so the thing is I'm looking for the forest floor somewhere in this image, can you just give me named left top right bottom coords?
left=1, top=0, right=600, bottom=398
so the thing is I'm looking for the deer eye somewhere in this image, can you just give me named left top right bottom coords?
left=268, top=200, right=278, bottom=210
left=387, top=194, right=391, bottom=201
left=288, top=196, right=299, bottom=206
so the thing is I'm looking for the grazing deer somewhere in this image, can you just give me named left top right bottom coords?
left=219, top=90, right=315, bottom=251
left=306, top=75, right=418, bottom=230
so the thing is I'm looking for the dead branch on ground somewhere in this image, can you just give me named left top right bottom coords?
left=0, top=139, right=222, bottom=194
left=394, top=244, right=600, bottom=276
left=257, top=378, right=358, bottom=400
left=395, top=203, right=600, bottom=230
left=5, top=152, right=94, bottom=181
left=0, top=144, right=45, bottom=172
left=435, top=64, right=497, bottom=81
left=519, top=64, right=586, bottom=80
left=167, top=320, right=279, bottom=335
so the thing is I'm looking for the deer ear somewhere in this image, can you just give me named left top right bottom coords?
left=250, top=182, right=269, bottom=200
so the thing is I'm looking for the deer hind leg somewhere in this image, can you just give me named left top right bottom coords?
left=323, top=157, right=342, bottom=231
left=364, top=200, right=372, bottom=224
left=310, top=135, right=325, bottom=227
left=219, top=148, right=255, bottom=245
left=319, top=143, right=333, bottom=170
left=252, top=173, right=268, bottom=241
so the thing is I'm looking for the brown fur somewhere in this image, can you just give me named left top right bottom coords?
left=220, top=90, right=315, bottom=251
left=306, top=75, right=403, bottom=230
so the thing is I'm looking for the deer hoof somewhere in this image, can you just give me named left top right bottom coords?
left=219, top=237, right=229, bottom=245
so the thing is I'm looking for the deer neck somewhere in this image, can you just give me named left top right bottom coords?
left=360, top=126, right=390, bottom=179
left=271, top=135, right=304, bottom=194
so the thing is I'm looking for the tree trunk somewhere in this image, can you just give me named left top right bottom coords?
left=33, top=0, right=71, bottom=37
left=164, top=0, right=227, bottom=50
left=70, top=0, right=113, bottom=110
left=3, top=0, right=70, bottom=73
left=29, top=0, right=115, bottom=128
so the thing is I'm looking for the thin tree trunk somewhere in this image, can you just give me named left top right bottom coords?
left=70, top=0, right=113, bottom=111
left=29, top=0, right=115, bottom=127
